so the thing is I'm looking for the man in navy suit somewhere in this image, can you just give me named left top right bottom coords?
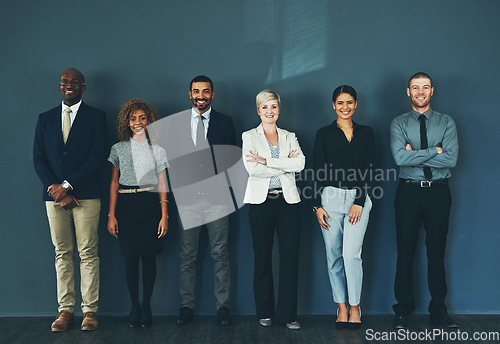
left=33, top=68, right=107, bottom=332
left=174, top=75, right=236, bottom=326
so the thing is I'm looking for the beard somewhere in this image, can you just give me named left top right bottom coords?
left=192, top=98, right=211, bottom=111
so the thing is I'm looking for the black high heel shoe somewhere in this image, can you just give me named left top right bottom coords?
left=336, top=308, right=348, bottom=329
left=129, top=305, right=141, bottom=328
left=348, top=306, right=361, bottom=329
left=141, top=304, right=152, bottom=328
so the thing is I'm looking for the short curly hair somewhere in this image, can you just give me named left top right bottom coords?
left=116, top=99, right=159, bottom=142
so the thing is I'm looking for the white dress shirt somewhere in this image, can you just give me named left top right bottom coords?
left=61, top=100, right=82, bottom=131
left=190, top=107, right=212, bottom=146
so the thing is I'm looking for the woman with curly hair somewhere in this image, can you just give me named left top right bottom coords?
left=107, top=99, right=169, bottom=328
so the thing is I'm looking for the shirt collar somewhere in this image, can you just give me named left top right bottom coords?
left=191, top=107, right=212, bottom=120
left=332, top=120, right=359, bottom=129
left=410, top=107, right=432, bottom=120
left=62, top=100, right=82, bottom=114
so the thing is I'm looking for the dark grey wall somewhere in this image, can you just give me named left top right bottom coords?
left=1, top=0, right=499, bottom=316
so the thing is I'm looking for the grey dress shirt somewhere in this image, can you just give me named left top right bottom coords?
left=390, top=108, right=459, bottom=181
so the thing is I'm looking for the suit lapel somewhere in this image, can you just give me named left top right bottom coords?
left=256, top=124, right=272, bottom=159
left=53, top=105, right=65, bottom=146
left=277, top=127, right=286, bottom=158
left=207, top=109, right=218, bottom=144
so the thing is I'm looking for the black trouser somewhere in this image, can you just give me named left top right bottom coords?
left=249, top=194, right=300, bottom=323
left=393, top=180, right=452, bottom=316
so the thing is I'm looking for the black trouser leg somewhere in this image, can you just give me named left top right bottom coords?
left=423, top=184, right=451, bottom=315
left=275, top=201, right=300, bottom=323
left=393, top=183, right=422, bottom=315
left=249, top=199, right=277, bottom=319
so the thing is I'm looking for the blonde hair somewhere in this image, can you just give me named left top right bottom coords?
left=256, top=89, right=280, bottom=110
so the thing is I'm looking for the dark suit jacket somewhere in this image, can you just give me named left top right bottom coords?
left=206, top=109, right=236, bottom=146
left=33, top=102, right=108, bottom=201
left=152, top=108, right=236, bottom=192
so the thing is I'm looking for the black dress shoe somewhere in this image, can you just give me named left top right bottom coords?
left=141, top=304, right=152, bottom=328
left=393, top=314, right=408, bottom=329
left=217, top=307, right=232, bottom=326
left=129, top=305, right=141, bottom=328
left=177, top=307, right=193, bottom=325
left=430, top=313, right=459, bottom=328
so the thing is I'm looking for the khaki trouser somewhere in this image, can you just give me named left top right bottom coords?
left=46, top=199, right=100, bottom=313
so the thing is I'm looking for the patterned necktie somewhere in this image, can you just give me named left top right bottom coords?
left=418, top=114, right=433, bottom=180
left=196, top=115, right=206, bottom=148
left=63, top=108, right=72, bottom=144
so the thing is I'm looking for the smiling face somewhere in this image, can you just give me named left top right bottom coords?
left=407, top=77, right=433, bottom=113
left=129, top=109, right=149, bottom=139
left=333, top=93, right=357, bottom=121
left=60, top=69, right=85, bottom=106
left=189, top=82, right=214, bottom=114
left=257, top=99, right=280, bottom=125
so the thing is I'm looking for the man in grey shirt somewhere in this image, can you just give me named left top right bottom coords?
left=390, top=72, right=459, bottom=329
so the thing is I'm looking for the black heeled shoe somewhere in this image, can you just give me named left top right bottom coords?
left=129, top=305, right=141, bottom=328
left=348, top=306, right=361, bottom=329
left=141, top=304, right=152, bottom=328
left=336, top=308, right=348, bottom=329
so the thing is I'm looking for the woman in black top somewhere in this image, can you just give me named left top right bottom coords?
left=313, top=85, right=374, bottom=327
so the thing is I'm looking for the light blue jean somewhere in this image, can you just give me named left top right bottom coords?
left=320, top=186, right=372, bottom=306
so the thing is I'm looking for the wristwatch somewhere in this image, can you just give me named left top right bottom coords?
left=62, top=180, right=73, bottom=191
left=312, top=206, right=322, bottom=213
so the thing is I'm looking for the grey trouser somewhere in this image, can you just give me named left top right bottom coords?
left=178, top=215, right=230, bottom=310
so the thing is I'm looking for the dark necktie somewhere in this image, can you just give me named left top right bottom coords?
left=196, top=115, right=206, bottom=149
left=418, top=114, right=433, bottom=180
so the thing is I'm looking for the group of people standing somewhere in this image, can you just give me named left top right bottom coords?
left=33, top=68, right=459, bottom=332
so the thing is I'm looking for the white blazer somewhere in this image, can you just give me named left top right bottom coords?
left=242, top=124, right=305, bottom=204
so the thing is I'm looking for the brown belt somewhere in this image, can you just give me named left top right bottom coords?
left=118, top=186, right=155, bottom=194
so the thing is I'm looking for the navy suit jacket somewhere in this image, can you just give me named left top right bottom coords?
left=33, top=102, right=108, bottom=201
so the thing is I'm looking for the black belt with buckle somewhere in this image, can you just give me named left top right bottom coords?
left=401, top=179, right=448, bottom=188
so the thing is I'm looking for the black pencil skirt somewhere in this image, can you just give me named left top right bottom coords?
left=116, top=191, right=163, bottom=257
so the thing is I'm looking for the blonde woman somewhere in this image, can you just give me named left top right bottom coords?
left=242, top=90, right=305, bottom=330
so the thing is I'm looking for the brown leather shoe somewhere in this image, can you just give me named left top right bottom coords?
left=51, top=311, right=74, bottom=332
left=81, top=312, right=98, bottom=331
